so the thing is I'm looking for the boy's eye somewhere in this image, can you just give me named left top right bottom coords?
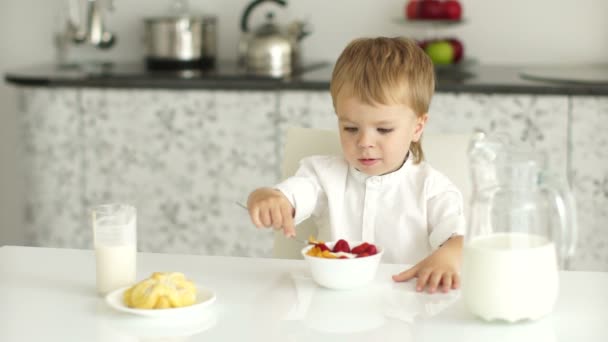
left=343, top=127, right=358, bottom=133
left=377, top=128, right=394, bottom=134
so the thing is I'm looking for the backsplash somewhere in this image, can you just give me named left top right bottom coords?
left=16, top=87, right=607, bottom=271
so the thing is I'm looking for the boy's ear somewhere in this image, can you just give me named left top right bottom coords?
left=412, top=114, right=428, bottom=142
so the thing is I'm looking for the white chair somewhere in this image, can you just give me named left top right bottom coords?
left=272, top=126, right=472, bottom=259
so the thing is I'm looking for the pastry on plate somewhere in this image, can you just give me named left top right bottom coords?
left=123, top=272, right=197, bottom=309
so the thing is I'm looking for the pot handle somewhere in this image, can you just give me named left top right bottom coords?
left=240, top=0, right=287, bottom=33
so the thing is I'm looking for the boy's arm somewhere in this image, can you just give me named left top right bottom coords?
left=248, top=157, right=326, bottom=236
left=392, top=235, right=463, bottom=293
left=247, top=187, right=296, bottom=237
left=274, top=157, right=326, bottom=225
left=392, top=170, right=466, bottom=292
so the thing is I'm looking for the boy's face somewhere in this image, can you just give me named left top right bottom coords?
left=336, top=95, right=427, bottom=176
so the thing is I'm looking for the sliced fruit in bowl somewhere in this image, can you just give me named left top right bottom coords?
left=302, top=240, right=383, bottom=290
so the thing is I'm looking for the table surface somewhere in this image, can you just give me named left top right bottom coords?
left=1, top=246, right=606, bottom=342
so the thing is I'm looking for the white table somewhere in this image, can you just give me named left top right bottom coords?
left=0, top=246, right=606, bottom=342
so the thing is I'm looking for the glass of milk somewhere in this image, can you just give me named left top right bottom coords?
left=91, top=203, right=137, bottom=295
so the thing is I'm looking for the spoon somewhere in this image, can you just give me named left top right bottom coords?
left=235, top=202, right=308, bottom=244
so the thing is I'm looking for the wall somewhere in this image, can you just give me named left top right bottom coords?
left=0, top=0, right=57, bottom=246
left=1, top=0, right=608, bottom=246
left=55, top=0, right=608, bottom=66
left=46, top=0, right=608, bottom=66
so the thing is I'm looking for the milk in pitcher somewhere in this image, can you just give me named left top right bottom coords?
left=462, top=232, right=558, bottom=322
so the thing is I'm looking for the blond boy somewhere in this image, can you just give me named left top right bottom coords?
left=247, top=37, right=464, bottom=293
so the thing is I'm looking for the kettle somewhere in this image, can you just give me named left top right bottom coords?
left=238, top=0, right=310, bottom=77
left=462, top=132, right=577, bottom=322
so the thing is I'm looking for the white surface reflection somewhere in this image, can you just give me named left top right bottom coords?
left=96, top=301, right=217, bottom=342
left=286, top=274, right=386, bottom=333
left=417, top=298, right=558, bottom=342
left=275, top=271, right=460, bottom=341
left=383, top=282, right=460, bottom=322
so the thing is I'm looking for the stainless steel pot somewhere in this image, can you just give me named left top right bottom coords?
left=143, top=16, right=217, bottom=70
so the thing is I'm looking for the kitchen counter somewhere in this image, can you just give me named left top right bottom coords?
left=5, top=63, right=608, bottom=271
left=6, top=62, right=608, bottom=95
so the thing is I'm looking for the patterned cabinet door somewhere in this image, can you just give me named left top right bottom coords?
left=277, top=91, right=336, bottom=162
left=428, top=93, right=569, bottom=178
left=18, top=87, right=84, bottom=248
left=570, top=96, right=608, bottom=271
left=82, top=89, right=278, bottom=257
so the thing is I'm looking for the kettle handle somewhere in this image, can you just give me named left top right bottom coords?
left=542, top=175, right=578, bottom=270
left=240, top=0, right=287, bottom=33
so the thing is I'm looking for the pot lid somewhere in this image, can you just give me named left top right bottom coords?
left=144, top=0, right=215, bottom=22
left=254, top=12, right=283, bottom=36
left=143, top=15, right=216, bottom=22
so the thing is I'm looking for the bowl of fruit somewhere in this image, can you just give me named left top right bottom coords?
left=301, top=239, right=383, bottom=290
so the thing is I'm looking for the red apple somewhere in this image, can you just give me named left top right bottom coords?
left=405, top=0, right=422, bottom=19
left=420, top=0, right=444, bottom=19
left=442, top=0, right=462, bottom=20
left=447, top=38, right=464, bottom=63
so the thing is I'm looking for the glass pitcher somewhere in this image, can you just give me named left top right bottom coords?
left=462, top=132, right=577, bottom=323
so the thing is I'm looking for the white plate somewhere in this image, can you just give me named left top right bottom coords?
left=105, top=284, right=216, bottom=318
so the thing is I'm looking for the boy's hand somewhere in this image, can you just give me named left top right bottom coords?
left=247, top=187, right=296, bottom=237
left=392, top=236, right=463, bottom=293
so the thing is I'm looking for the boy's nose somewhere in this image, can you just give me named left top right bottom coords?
left=357, top=132, right=374, bottom=148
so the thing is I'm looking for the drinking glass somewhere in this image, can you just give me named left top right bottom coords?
left=91, top=203, right=137, bottom=295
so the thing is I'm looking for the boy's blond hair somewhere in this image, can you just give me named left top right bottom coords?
left=330, top=37, right=435, bottom=164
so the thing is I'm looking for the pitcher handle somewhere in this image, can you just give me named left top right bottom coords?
left=542, top=175, right=578, bottom=270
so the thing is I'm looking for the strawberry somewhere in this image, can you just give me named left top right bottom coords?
left=367, top=244, right=378, bottom=255
left=357, top=252, right=370, bottom=258
left=332, top=239, right=351, bottom=253
left=351, top=242, right=370, bottom=255
left=315, top=243, right=329, bottom=252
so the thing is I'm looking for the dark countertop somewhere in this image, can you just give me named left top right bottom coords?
left=5, top=61, right=608, bottom=95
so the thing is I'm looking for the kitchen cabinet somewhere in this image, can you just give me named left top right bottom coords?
left=19, top=88, right=279, bottom=257
left=11, top=86, right=607, bottom=271
left=19, top=88, right=82, bottom=247
left=570, top=96, right=608, bottom=270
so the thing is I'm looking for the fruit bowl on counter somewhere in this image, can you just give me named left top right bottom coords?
left=302, top=239, right=384, bottom=290
left=395, top=0, right=471, bottom=67
left=405, top=0, right=463, bottom=22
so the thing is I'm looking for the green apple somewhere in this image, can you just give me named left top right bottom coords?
left=425, top=41, right=454, bottom=65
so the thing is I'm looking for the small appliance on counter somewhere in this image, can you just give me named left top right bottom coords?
left=54, top=0, right=117, bottom=68
left=143, top=0, right=217, bottom=70
left=238, top=0, right=310, bottom=78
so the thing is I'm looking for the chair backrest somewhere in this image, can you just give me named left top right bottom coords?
left=272, top=127, right=342, bottom=259
left=272, top=126, right=472, bottom=259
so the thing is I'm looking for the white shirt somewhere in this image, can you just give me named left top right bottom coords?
left=275, top=155, right=465, bottom=264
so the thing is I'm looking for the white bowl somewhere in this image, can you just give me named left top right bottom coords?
left=301, top=241, right=383, bottom=290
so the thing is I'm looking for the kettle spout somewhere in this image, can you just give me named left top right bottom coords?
left=297, top=30, right=311, bottom=41
left=288, top=21, right=311, bottom=41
